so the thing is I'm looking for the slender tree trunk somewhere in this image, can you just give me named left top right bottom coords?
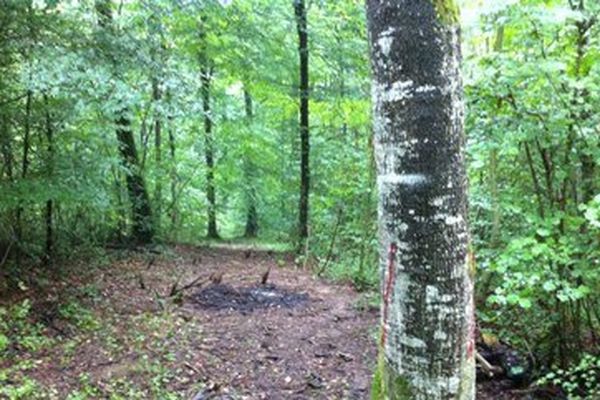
left=523, top=142, right=546, bottom=219
left=367, top=1, right=475, bottom=399
left=200, top=65, right=219, bottom=239
left=489, top=27, right=504, bottom=247
left=15, top=90, right=32, bottom=267
left=1, top=110, right=15, bottom=265
left=167, top=101, right=178, bottom=233
left=243, top=88, right=258, bottom=238
left=96, top=0, right=153, bottom=244
left=294, top=0, right=310, bottom=243
left=0, top=115, right=13, bottom=182
left=111, top=165, right=126, bottom=239
left=152, top=79, right=163, bottom=230
left=43, top=94, right=54, bottom=266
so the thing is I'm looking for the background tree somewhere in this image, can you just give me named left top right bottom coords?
left=294, top=0, right=310, bottom=245
left=95, top=0, right=154, bottom=244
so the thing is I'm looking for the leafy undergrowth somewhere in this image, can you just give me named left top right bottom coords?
left=0, top=249, right=206, bottom=399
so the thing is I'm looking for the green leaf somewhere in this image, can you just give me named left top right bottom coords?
left=542, top=281, right=557, bottom=292
left=518, top=298, right=532, bottom=309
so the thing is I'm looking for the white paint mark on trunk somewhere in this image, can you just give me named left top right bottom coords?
left=378, top=173, right=428, bottom=186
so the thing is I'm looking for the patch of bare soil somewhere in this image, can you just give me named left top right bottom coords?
left=177, top=246, right=377, bottom=399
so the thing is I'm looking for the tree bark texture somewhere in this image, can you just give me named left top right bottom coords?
left=366, top=1, right=475, bottom=399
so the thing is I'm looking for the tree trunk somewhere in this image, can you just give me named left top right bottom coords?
left=152, top=78, right=163, bottom=230
left=15, top=90, right=32, bottom=267
left=116, top=115, right=154, bottom=243
left=294, top=0, right=310, bottom=243
left=96, top=0, right=153, bottom=244
left=1, top=105, right=15, bottom=266
left=200, top=65, right=219, bottom=239
left=243, top=88, right=258, bottom=238
left=167, top=96, right=178, bottom=234
left=43, top=94, right=54, bottom=266
left=366, top=1, right=475, bottom=399
left=0, top=116, right=13, bottom=182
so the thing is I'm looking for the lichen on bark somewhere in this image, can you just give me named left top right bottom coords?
left=432, top=0, right=460, bottom=25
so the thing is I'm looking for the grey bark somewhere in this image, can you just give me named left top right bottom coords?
left=366, top=1, right=475, bottom=399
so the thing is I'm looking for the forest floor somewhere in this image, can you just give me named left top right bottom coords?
left=1, top=245, right=525, bottom=399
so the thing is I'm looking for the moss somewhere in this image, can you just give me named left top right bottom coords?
left=467, top=249, right=477, bottom=280
left=372, top=351, right=413, bottom=399
left=371, top=353, right=385, bottom=399
left=432, top=0, right=460, bottom=25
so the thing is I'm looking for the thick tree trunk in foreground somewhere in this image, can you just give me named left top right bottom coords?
left=366, top=1, right=475, bottom=399
left=294, top=0, right=310, bottom=243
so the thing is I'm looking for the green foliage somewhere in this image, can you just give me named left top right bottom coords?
left=538, top=354, right=600, bottom=399
left=0, top=300, right=52, bottom=354
left=0, top=300, right=50, bottom=400
left=464, top=0, right=600, bottom=365
left=59, top=299, right=100, bottom=332
left=0, top=375, right=40, bottom=400
left=433, top=0, right=460, bottom=25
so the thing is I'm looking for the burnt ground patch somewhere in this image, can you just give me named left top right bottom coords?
left=190, top=283, right=309, bottom=313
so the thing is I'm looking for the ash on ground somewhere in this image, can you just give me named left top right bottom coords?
left=191, top=283, right=309, bottom=313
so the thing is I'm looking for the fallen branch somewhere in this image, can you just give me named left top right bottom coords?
left=146, top=256, right=156, bottom=270
left=184, top=362, right=201, bottom=375
left=476, top=351, right=503, bottom=377
left=169, top=272, right=212, bottom=297
left=168, top=270, right=186, bottom=297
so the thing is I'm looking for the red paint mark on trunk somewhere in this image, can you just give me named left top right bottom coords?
left=466, top=295, right=476, bottom=359
left=381, top=242, right=397, bottom=347
left=467, top=340, right=474, bottom=359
